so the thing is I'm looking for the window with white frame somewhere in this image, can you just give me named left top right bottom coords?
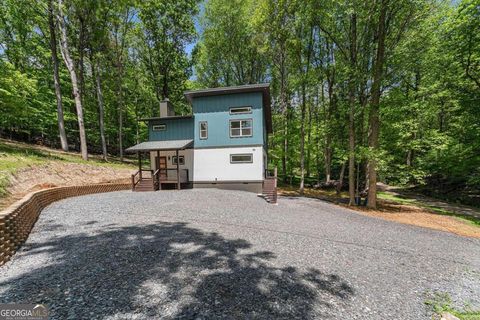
left=229, top=106, right=252, bottom=115
left=230, top=153, right=253, bottom=163
left=230, top=119, right=252, bottom=138
left=152, top=124, right=166, bottom=131
left=172, top=155, right=185, bottom=165
left=199, top=121, right=208, bottom=139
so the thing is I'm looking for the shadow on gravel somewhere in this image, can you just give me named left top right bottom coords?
left=0, top=222, right=354, bottom=319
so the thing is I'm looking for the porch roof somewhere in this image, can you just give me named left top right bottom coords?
left=125, top=139, right=193, bottom=152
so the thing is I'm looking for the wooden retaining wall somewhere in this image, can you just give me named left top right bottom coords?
left=0, top=183, right=130, bottom=266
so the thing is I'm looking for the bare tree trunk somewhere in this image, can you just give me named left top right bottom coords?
left=48, top=0, right=68, bottom=151
left=348, top=12, right=357, bottom=205
left=92, top=58, right=107, bottom=160
left=56, top=0, right=88, bottom=160
left=367, top=0, right=387, bottom=209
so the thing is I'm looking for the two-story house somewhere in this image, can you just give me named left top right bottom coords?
left=126, top=83, right=275, bottom=198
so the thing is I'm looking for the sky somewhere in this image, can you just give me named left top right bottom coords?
left=186, top=1, right=205, bottom=57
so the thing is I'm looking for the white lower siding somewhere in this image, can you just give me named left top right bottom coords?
left=193, top=146, right=264, bottom=182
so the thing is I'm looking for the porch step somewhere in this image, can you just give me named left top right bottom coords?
left=133, top=178, right=155, bottom=192
left=262, top=177, right=277, bottom=204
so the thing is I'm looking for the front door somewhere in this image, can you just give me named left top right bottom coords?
left=156, top=156, right=167, bottom=180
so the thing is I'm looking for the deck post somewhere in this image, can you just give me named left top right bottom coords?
left=274, top=167, right=277, bottom=188
left=157, top=150, right=161, bottom=190
left=138, top=152, right=142, bottom=179
left=176, top=149, right=180, bottom=190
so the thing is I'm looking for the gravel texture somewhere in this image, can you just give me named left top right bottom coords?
left=0, top=189, right=479, bottom=319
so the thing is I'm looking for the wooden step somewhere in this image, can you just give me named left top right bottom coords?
left=133, top=178, right=155, bottom=191
left=262, top=179, right=277, bottom=203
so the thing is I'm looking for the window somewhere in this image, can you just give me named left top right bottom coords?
left=229, top=106, right=252, bottom=114
left=230, top=119, right=252, bottom=138
left=152, top=124, right=166, bottom=131
left=230, top=154, right=253, bottom=164
left=172, top=155, right=185, bottom=165
left=199, top=121, right=208, bottom=139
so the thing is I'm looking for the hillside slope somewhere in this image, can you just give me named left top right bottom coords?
left=0, top=139, right=136, bottom=209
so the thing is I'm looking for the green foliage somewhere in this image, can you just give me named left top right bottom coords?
left=0, top=0, right=197, bottom=155
left=0, top=0, right=478, bottom=206
left=425, top=291, right=480, bottom=320
left=194, top=0, right=268, bottom=87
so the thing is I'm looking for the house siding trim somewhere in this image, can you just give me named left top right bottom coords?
left=192, top=92, right=264, bottom=148
left=193, top=146, right=264, bottom=182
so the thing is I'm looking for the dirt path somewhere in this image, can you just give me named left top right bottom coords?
left=385, top=186, right=480, bottom=219
left=0, top=161, right=135, bottom=210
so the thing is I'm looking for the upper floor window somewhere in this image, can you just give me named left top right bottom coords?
left=199, top=121, right=208, bottom=139
left=152, top=124, right=166, bottom=131
left=230, top=119, right=252, bottom=138
left=229, top=106, right=252, bottom=115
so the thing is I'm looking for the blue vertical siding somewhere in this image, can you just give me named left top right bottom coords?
left=192, top=92, right=264, bottom=148
left=149, top=118, right=194, bottom=141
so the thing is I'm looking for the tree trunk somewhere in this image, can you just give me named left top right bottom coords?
left=283, top=108, right=289, bottom=183
left=325, top=81, right=335, bottom=183
left=299, top=85, right=307, bottom=194
left=315, top=85, right=322, bottom=184
left=77, top=15, right=85, bottom=105
left=306, top=98, right=312, bottom=178
left=112, top=10, right=130, bottom=162
left=336, top=160, right=347, bottom=196
left=92, top=58, right=107, bottom=160
left=48, top=0, right=68, bottom=151
left=348, top=12, right=357, bottom=205
left=367, top=0, right=387, bottom=209
left=135, top=95, right=140, bottom=144
left=117, top=67, right=124, bottom=161
left=325, top=41, right=336, bottom=183
left=277, top=48, right=288, bottom=184
left=56, top=0, right=88, bottom=160
left=299, top=27, right=314, bottom=194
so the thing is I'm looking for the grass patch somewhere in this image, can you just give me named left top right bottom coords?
left=378, top=191, right=480, bottom=228
left=425, top=291, right=480, bottom=320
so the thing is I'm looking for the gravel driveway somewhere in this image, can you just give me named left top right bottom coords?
left=1, top=189, right=479, bottom=319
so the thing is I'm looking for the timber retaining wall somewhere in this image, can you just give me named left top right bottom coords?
left=0, top=183, right=130, bottom=265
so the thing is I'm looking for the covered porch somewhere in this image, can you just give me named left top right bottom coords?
left=125, top=139, right=193, bottom=191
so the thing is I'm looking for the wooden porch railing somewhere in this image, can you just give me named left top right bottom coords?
left=263, top=167, right=278, bottom=204
left=131, top=169, right=156, bottom=191
left=132, top=169, right=189, bottom=191
left=157, top=169, right=189, bottom=182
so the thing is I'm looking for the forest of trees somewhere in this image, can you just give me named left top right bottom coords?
left=0, top=0, right=479, bottom=208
